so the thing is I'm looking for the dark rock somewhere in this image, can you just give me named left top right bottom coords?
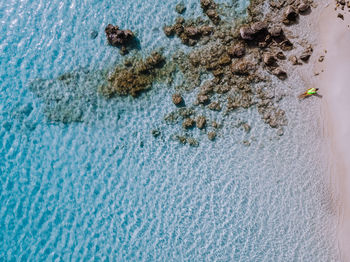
left=231, top=61, right=251, bottom=75
left=318, top=56, right=325, bottom=62
left=176, top=135, right=187, bottom=144
left=119, top=46, right=129, bottom=56
left=298, top=3, right=310, bottom=13
left=182, top=118, right=195, bottom=129
left=197, top=94, right=210, bottom=104
left=175, top=3, right=186, bottom=14
left=212, top=121, right=219, bottom=128
left=218, top=53, right=231, bottom=66
left=271, top=67, right=287, bottom=80
left=199, top=81, right=214, bottom=95
left=176, top=16, right=185, bottom=24
left=289, top=55, right=299, bottom=65
left=205, top=9, right=220, bottom=24
left=251, top=21, right=267, bottom=33
left=151, top=129, right=161, bottom=137
left=189, top=52, right=200, bottom=66
left=300, top=45, right=313, bottom=62
left=172, top=93, right=184, bottom=106
left=242, top=123, right=251, bottom=133
left=207, top=131, right=216, bottom=141
left=243, top=140, right=250, bottom=146
left=105, top=24, right=134, bottom=47
left=215, top=85, right=230, bottom=94
left=164, top=26, right=175, bottom=37
left=179, top=108, right=195, bottom=118
left=283, top=5, right=298, bottom=24
left=196, top=116, right=207, bottom=129
left=280, top=39, right=293, bottom=51
left=268, top=25, right=283, bottom=37
left=263, top=52, right=276, bottom=66
left=337, top=13, right=344, bottom=20
left=200, top=0, right=216, bottom=10
left=200, top=26, right=213, bottom=36
left=277, top=128, right=284, bottom=136
left=276, top=51, right=286, bottom=60
left=90, top=30, right=98, bottom=39
left=184, top=27, right=200, bottom=38
left=227, top=42, right=246, bottom=58
left=240, top=25, right=255, bottom=40
left=208, top=101, right=222, bottom=111
left=187, top=137, right=199, bottom=147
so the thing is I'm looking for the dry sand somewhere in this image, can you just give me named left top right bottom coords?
left=314, top=2, right=350, bottom=261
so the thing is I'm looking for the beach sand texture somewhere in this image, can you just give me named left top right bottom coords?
left=317, top=2, right=350, bottom=261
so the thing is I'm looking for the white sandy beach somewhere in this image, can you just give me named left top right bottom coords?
left=315, top=2, right=350, bottom=261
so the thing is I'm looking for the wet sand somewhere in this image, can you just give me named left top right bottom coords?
left=315, top=2, right=350, bottom=261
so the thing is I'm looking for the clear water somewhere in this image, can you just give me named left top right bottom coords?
left=0, top=0, right=339, bottom=261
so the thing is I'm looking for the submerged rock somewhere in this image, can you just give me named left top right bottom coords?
left=151, top=129, right=161, bottom=138
left=172, top=93, right=184, bottom=106
left=182, top=118, right=195, bottom=129
left=207, top=131, right=216, bottom=141
left=29, top=69, right=103, bottom=123
left=227, top=42, right=246, bottom=58
left=187, top=137, right=199, bottom=147
left=196, top=116, right=207, bottom=129
left=175, top=3, right=186, bottom=14
left=99, top=51, right=166, bottom=97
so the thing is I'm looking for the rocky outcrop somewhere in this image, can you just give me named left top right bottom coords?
left=105, top=24, right=134, bottom=47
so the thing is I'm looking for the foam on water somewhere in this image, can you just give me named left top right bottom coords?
left=0, top=0, right=340, bottom=261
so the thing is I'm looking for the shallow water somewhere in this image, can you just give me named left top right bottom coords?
left=0, top=0, right=339, bottom=261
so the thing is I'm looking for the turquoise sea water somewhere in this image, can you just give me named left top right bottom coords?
left=0, top=0, right=339, bottom=261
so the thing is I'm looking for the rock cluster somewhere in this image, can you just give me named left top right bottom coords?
left=163, top=17, right=213, bottom=46
left=160, top=0, right=317, bottom=142
left=200, top=0, right=221, bottom=24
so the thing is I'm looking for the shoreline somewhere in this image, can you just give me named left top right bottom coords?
left=312, top=1, right=350, bottom=261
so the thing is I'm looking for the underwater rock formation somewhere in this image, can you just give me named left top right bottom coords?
left=30, top=0, right=316, bottom=146
left=163, top=17, right=213, bottom=46
left=99, top=51, right=166, bottom=97
left=29, top=69, right=103, bottom=123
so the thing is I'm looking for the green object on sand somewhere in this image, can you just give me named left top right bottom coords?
left=307, top=88, right=317, bottom=95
